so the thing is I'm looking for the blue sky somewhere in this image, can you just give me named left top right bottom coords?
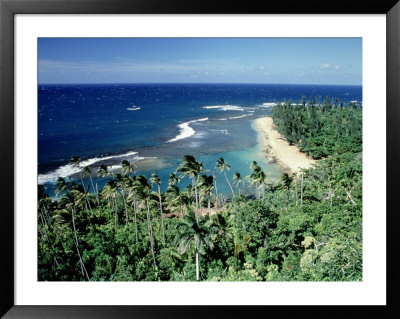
left=38, top=38, right=362, bottom=85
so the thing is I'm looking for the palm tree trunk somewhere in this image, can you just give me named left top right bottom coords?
left=223, top=171, right=235, bottom=197
left=37, top=225, right=58, bottom=266
left=157, top=185, right=166, bottom=246
left=196, top=246, right=200, bottom=281
left=193, top=177, right=199, bottom=224
left=39, top=212, right=49, bottom=238
left=40, top=207, right=52, bottom=230
left=41, top=206, right=51, bottom=227
left=133, top=200, right=138, bottom=243
left=38, top=218, right=60, bottom=267
left=208, top=194, right=211, bottom=220
left=80, top=175, right=86, bottom=192
left=146, top=199, right=157, bottom=268
left=72, top=207, right=90, bottom=281
left=256, top=182, right=260, bottom=200
left=38, top=224, right=45, bottom=241
left=80, top=175, right=92, bottom=212
left=73, top=235, right=85, bottom=280
left=86, top=194, right=93, bottom=214
left=214, top=177, right=219, bottom=209
left=89, top=175, right=99, bottom=204
left=121, top=191, right=129, bottom=225
left=112, top=198, right=117, bottom=231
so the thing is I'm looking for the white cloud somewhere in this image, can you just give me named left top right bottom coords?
left=179, top=58, right=232, bottom=64
left=320, top=63, right=330, bottom=69
left=318, top=63, right=341, bottom=71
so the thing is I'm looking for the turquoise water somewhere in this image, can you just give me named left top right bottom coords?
left=38, top=83, right=362, bottom=197
left=135, top=130, right=282, bottom=195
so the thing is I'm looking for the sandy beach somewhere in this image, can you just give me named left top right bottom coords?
left=254, top=117, right=315, bottom=173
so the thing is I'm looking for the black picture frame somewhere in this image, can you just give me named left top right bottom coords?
left=1, top=0, right=399, bottom=318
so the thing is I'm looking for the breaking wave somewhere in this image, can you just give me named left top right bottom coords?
left=38, top=151, right=140, bottom=184
left=168, top=118, right=208, bottom=143
left=203, top=105, right=244, bottom=111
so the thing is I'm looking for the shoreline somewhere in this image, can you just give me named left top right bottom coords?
left=254, top=116, right=316, bottom=174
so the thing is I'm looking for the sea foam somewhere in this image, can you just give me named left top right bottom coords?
left=168, top=118, right=208, bottom=143
left=203, top=105, right=244, bottom=111
left=219, top=113, right=252, bottom=121
left=38, top=151, right=139, bottom=184
left=261, top=102, right=277, bottom=108
left=229, top=114, right=252, bottom=120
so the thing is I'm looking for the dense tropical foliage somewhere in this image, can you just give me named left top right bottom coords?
left=38, top=98, right=362, bottom=281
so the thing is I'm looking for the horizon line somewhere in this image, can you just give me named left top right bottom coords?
left=38, top=82, right=362, bottom=87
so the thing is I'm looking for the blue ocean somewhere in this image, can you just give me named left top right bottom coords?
left=38, top=83, right=362, bottom=197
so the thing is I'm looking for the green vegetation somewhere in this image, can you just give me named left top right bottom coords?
left=38, top=98, right=362, bottom=281
left=273, top=97, right=362, bottom=159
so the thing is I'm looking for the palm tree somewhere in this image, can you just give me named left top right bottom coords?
left=216, top=157, right=235, bottom=197
left=38, top=188, right=53, bottom=229
left=70, top=155, right=93, bottom=212
left=55, top=177, right=69, bottom=198
left=101, top=180, right=119, bottom=231
left=126, top=176, right=140, bottom=243
left=70, top=155, right=81, bottom=166
left=121, top=159, right=135, bottom=177
left=247, top=163, right=267, bottom=199
left=280, top=172, right=293, bottom=205
left=60, top=191, right=90, bottom=281
left=233, top=172, right=244, bottom=196
left=70, top=155, right=85, bottom=190
left=176, top=155, right=203, bottom=223
left=37, top=198, right=60, bottom=268
left=150, top=173, right=166, bottom=246
left=212, top=171, right=219, bottom=209
left=83, top=186, right=94, bottom=215
left=166, top=184, right=182, bottom=217
left=168, top=172, right=179, bottom=186
left=176, top=212, right=215, bottom=281
left=250, top=160, right=258, bottom=171
left=115, top=173, right=130, bottom=225
left=82, top=166, right=99, bottom=204
left=97, top=164, right=110, bottom=179
left=133, top=175, right=157, bottom=269
left=166, top=184, right=190, bottom=218
left=197, top=174, right=214, bottom=219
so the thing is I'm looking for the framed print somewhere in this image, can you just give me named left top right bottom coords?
left=1, top=0, right=399, bottom=318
